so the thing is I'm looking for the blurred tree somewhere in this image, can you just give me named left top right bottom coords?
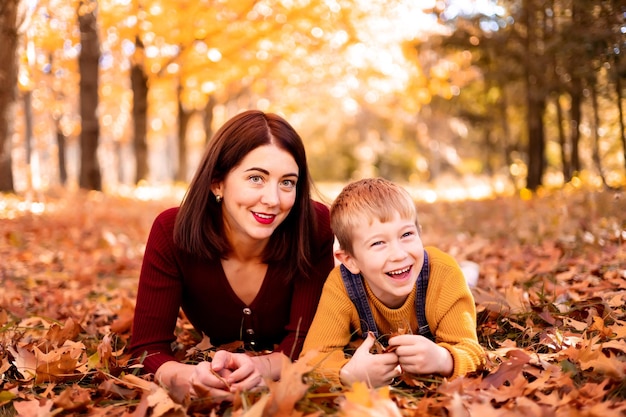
left=78, top=0, right=101, bottom=190
left=131, top=36, right=149, bottom=184
left=421, top=0, right=625, bottom=191
left=0, top=0, right=20, bottom=192
left=521, top=0, right=547, bottom=191
left=6, top=0, right=624, bottom=192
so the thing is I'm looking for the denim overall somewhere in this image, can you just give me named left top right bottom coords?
left=340, top=250, right=435, bottom=342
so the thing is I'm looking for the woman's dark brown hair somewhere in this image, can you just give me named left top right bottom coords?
left=174, top=109, right=316, bottom=281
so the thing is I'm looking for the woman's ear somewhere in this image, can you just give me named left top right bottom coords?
left=211, top=182, right=223, bottom=198
left=335, top=249, right=360, bottom=274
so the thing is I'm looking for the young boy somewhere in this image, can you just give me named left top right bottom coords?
left=300, top=178, right=484, bottom=387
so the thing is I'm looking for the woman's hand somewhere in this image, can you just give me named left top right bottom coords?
left=155, top=351, right=266, bottom=402
left=340, top=332, right=401, bottom=388
left=387, top=334, right=453, bottom=377
left=190, top=351, right=265, bottom=398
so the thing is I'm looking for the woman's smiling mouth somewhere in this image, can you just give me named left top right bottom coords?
left=252, top=212, right=276, bottom=224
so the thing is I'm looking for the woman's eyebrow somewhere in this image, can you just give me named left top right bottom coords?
left=244, top=167, right=270, bottom=175
left=244, top=167, right=299, bottom=178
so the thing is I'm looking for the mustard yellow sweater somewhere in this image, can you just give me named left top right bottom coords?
left=300, top=246, right=484, bottom=383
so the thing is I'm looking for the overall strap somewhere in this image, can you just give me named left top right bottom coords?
left=340, top=264, right=379, bottom=338
left=340, top=250, right=435, bottom=342
left=416, top=250, right=435, bottom=341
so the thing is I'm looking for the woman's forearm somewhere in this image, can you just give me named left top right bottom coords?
left=154, top=361, right=195, bottom=400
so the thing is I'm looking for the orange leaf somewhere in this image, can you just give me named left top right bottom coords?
left=12, top=398, right=54, bottom=417
left=53, top=384, right=91, bottom=412
left=262, top=352, right=315, bottom=417
left=481, top=349, right=531, bottom=389
left=341, top=382, right=402, bottom=417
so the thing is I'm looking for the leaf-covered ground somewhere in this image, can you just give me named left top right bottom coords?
left=1, top=187, right=625, bottom=416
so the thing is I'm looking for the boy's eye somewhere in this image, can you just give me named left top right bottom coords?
left=370, top=241, right=384, bottom=247
left=402, top=231, right=414, bottom=238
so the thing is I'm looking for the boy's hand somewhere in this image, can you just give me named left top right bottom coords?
left=387, top=334, right=453, bottom=377
left=340, top=332, right=401, bottom=387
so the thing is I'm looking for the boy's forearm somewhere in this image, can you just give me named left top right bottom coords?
left=250, top=351, right=284, bottom=381
left=435, top=344, right=454, bottom=377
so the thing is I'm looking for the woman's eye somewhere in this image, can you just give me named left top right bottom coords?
left=281, top=179, right=296, bottom=189
left=249, top=175, right=264, bottom=184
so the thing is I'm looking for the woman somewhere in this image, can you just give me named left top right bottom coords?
left=129, top=110, right=334, bottom=400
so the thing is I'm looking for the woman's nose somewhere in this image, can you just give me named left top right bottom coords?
left=261, top=185, right=279, bottom=206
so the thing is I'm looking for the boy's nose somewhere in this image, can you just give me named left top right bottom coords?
left=389, top=242, right=408, bottom=260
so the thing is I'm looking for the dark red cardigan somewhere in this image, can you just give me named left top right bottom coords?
left=129, top=201, right=334, bottom=374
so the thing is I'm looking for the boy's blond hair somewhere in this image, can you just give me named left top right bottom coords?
left=330, top=178, right=420, bottom=255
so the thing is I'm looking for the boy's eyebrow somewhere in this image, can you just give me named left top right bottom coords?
left=244, top=167, right=299, bottom=177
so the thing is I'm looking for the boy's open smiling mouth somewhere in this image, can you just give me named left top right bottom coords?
left=386, top=265, right=412, bottom=279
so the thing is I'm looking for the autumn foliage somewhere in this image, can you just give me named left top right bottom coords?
left=1, top=187, right=625, bottom=416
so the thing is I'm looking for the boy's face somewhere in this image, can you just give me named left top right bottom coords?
left=336, top=212, right=424, bottom=309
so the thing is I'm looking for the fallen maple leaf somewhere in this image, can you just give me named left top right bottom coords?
left=481, top=349, right=531, bottom=389
left=52, top=384, right=92, bottom=412
left=261, top=351, right=317, bottom=417
left=12, top=398, right=54, bottom=417
left=340, top=382, right=402, bottom=417
left=127, top=375, right=187, bottom=417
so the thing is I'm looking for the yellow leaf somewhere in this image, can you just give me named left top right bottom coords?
left=343, top=382, right=373, bottom=407
left=341, top=383, right=400, bottom=417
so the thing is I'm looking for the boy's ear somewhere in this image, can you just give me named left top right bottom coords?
left=334, top=249, right=361, bottom=274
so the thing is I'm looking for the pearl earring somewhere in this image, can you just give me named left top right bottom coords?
left=215, top=195, right=223, bottom=203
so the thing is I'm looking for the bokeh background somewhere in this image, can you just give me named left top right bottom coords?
left=0, top=0, right=624, bottom=201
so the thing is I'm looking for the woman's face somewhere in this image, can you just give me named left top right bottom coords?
left=212, top=144, right=299, bottom=247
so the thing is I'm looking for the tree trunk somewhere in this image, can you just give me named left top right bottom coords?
left=78, top=1, right=102, bottom=191
left=23, top=91, right=33, bottom=190
left=523, top=0, right=546, bottom=191
left=131, top=61, right=149, bottom=184
left=0, top=0, right=19, bottom=192
left=57, top=123, right=68, bottom=185
left=203, top=93, right=216, bottom=144
left=555, top=95, right=571, bottom=181
left=176, top=89, right=193, bottom=182
left=568, top=2, right=583, bottom=176
left=496, top=81, right=516, bottom=186
left=589, top=81, right=608, bottom=187
left=615, top=59, right=626, bottom=175
left=569, top=78, right=582, bottom=176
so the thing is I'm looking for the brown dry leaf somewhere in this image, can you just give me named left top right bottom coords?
left=7, top=345, right=38, bottom=381
left=578, top=349, right=625, bottom=380
left=33, top=343, right=86, bottom=383
left=129, top=379, right=187, bottom=417
left=481, top=349, right=531, bottom=389
left=52, top=384, right=92, bottom=412
left=589, top=316, right=614, bottom=338
left=44, top=317, right=83, bottom=348
left=97, top=378, right=141, bottom=400
left=2, top=190, right=626, bottom=416
left=262, top=351, right=316, bottom=417
left=110, top=297, right=136, bottom=334
left=12, top=398, right=54, bottom=417
left=484, top=372, right=528, bottom=403
left=0, top=308, right=9, bottom=326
